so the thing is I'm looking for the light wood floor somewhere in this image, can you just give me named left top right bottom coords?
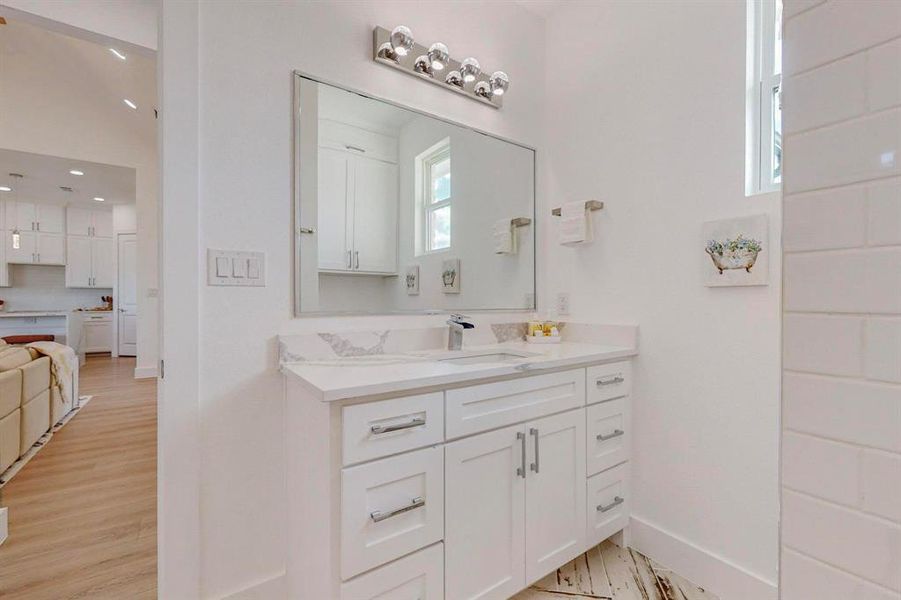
left=513, top=540, right=717, bottom=600
left=0, top=356, right=157, bottom=599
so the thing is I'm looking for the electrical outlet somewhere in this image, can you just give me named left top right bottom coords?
left=556, top=292, right=570, bottom=316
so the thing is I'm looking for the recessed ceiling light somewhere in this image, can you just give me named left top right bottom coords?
left=93, top=197, right=105, bottom=202
left=109, top=48, right=126, bottom=60
left=0, top=186, right=11, bottom=192
left=123, top=99, right=137, bottom=110
left=69, top=169, right=84, bottom=176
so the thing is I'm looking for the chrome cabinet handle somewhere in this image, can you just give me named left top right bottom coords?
left=596, top=375, right=625, bottom=386
left=298, top=227, right=315, bottom=234
left=346, top=250, right=352, bottom=268
left=345, top=145, right=366, bottom=153
left=36, top=221, right=40, bottom=231
left=354, top=251, right=359, bottom=269
left=597, top=429, right=625, bottom=442
left=370, top=416, right=425, bottom=435
left=530, top=428, right=539, bottom=473
left=516, top=432, right=526, bottom=478
left=597, top=496, right=624, bottom=513
left=370, top=496, right=424, bottom=523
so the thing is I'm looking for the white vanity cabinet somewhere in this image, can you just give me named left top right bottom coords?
left=316, top=120, right=398, bottom=275
left=286, top=358, right=634, bottom=600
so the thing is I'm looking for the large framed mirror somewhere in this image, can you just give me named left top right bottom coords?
left=293, top=73, right=536, bottom=315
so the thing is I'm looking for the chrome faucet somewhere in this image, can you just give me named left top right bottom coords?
left=446, top=314, right=475, bottom=350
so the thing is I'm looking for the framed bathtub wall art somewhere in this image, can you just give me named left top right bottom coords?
left=702, top=214, right=769, bottom=287
left=405, top=265, right=420, bottom=295
left=441, top=258, right=461, bottom=294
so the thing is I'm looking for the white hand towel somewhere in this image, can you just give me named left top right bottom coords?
left=559, top=201, right=591, bottom=245
left=493, top=219, right=516, bottom=254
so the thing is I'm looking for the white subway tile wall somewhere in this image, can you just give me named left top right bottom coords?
left=782, top=2, right=901, bottom=598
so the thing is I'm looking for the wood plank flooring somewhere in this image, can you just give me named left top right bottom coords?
left=0, top=356, right=157, bottom=599
left=513, top=540, right=718, bottom=600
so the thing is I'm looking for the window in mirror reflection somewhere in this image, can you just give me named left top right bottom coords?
left=420, top=139, right=451, bottom=252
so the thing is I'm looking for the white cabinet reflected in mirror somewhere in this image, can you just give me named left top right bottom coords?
left=294, top=73, right=536, bottom=315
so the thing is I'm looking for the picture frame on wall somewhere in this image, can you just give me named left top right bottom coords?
left=441, top=258, right=461, bottom=294
left=405, top=265, right=420, bottom=295
left=702, top=214, right=769, bottom=287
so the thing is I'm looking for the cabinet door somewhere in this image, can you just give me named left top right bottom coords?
left=36, top=233, right=65, bottom=265
left=524, top=409, right=586, bottom=584
left=66, top=237, right=93, bottom=287
left=83, top=320, right=112, bottom=352
left=10, top=201, right=36, bottom=232
left=92, top=238, right=114, bottom=287
left=445, top=424, right=525, bottom=600
left=317, top=147, right=352, bottom=271
left=6, top=230, right=35, bottom=264
left=67, top=207, right=93, bottom=237
left=36, top=205, right=65, bottom=234
left=92, top=210, right=113, bottom=238
left=352, top=157, right=397, bottom=273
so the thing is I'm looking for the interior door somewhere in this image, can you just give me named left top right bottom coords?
left=36, top=205, right=65, bottom=234
left=445, top=424, right=526, bottom=600
left=36, top=233, right=65, bottom=265
left=66, top=237, right=93, bottom=287
left=66, top=207, right=93, bottom=236
left=92, top=238, right=114, bottom=287
left=352, top=157, right=398, bottom=273
left=92, top=210, right=114, bottom=238
left=317, top=147, right=352, bottom=271
left=117, top=234, right=137, bottom=357
left=524, top=409, right=587, bottom=584
left=6, top=230, right=35, bottom=264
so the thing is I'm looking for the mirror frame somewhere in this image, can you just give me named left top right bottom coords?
left=292, top=71, right=537, bottom=317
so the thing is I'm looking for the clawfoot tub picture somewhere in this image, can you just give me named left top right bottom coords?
left=703, top=214, right=768, bottom=287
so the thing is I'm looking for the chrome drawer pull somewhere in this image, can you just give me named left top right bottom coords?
left=370, top=496, right=424, bottom=522
left=597, top=429, right=625, bottom=442
left=529, top=428, right=540, bottom=473
left=370, top=416, right=425, bottom=435
left=596, top=375, right=624, bottom=386
left=516, top=432, right=526, bottom=478
left=597, top=496, right=624, bottom=513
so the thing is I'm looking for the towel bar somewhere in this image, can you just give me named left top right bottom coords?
left=511, top=217, right=532, bottom=228
left=551, top=200, right=604, bottom=216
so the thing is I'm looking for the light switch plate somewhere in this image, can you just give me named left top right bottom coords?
left=207, top=249, right=265, bottom=286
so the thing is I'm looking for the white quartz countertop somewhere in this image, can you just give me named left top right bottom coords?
left=283, top=340, right=637, bottom=402
left=0, top=310, right=71, bottom=318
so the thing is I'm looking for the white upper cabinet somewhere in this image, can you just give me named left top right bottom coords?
left=8, top=200, right=36, bottom=232
left=316, top=121, right=398, bottom=275
left=6, top=230, right=65, bottom=265
left=36, top=205, right=65, bottom=233
left=66, top=207, right=112, bottom=238
left=66, top=236, right=113, bottom=288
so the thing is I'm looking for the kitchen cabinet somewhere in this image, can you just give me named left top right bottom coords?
left=317, top=123, right=398, bottom=275
left=6, top=230, right=65, bottom=265
left=66, top=237, right=112, bottom=288
left=5, top=201, right=65, bottom=234
left=66, top=208, right=113, bottom=238
left=81, top=312, right=113, bottom=353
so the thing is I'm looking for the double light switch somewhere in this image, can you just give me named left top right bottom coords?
left=208, top=249, right=265, bottom=286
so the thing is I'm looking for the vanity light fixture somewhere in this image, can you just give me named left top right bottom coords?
left=372, top=26, right=509, bottom=108
left=123, top=98, right=137, bottom=110
left=109, top=48, right=127, bottom=60
left=69, top=169, right=84, bottom=176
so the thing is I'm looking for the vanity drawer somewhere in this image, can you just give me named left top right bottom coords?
left=445, top=369, right=585, bottom=439
left=586, top=362, right=631, bottom=405
left=587, top=398, right=630, bottom=475
left=342, top=392, right=444, bottom=466
left=341, top=542, right=444, bottom=600
left=341, top=446, right=444, bottom=579
left=587, top=463, right=630, bottom=547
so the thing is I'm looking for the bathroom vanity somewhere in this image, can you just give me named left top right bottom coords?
left=283, top=336, right=636, bottom=600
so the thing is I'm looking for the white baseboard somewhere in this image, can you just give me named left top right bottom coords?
left=630, top=515, right=777, bottom=600
left=219, top=573, right=286, bottom=600
left=133, top=365, right=158, bottom=379
left=0, top=507, right=7, bottom=546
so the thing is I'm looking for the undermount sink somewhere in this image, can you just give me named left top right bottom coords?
left=438, top=351, right=537, bottom=365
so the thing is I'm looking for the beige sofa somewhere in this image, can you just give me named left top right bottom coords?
left=0, top=344, right=70, bottom=475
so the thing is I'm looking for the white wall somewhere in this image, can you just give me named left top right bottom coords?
left=2, top=265, right=112, bottom=311
left=780, top=1, right=901, bottom=598
left=542, top=2, right=781, bottom=598
left=162, top=2, right=547, bottom=596
left=0, top=19, right=159, bottom=376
